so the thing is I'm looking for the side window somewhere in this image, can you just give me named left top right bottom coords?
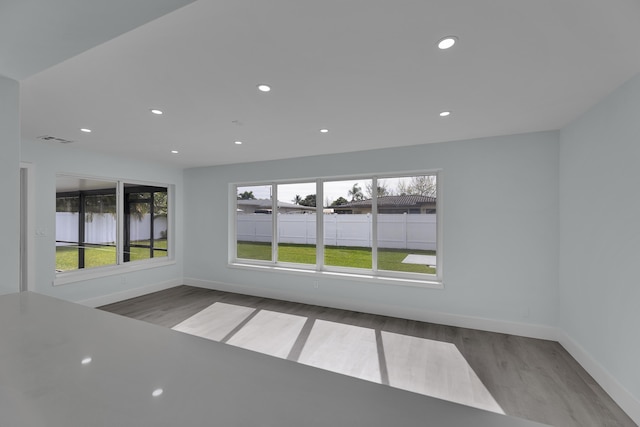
left=124, top=184, right=169, bottom=262
left=55, top=177, right=117, bottom=272
left=55, top=175, right=172, bottom=275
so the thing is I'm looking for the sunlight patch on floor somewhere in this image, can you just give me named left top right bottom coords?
left=381, top=331, right=504, bottom=414
left=172, top=302, right=255, bottom=341
left=297, top=320, right=381, bottom=383
left=171, top=302, right=503, bottom=415
left=226, top=310, right=307, bottom=358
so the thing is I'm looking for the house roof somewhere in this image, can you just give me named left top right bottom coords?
left=333, top=195, right=436, bottom=209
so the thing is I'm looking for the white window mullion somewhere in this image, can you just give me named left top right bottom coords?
left=435, top=171, right=443, bottom=282
left=116, top=181, right=124, bottom=265
left=316, top=179, right=324, bottom=271
left=371, top=177, right=378, bottom=273
left=272, top=184, right=278, bottom=263
left=230, top=184, right=238, bottom=263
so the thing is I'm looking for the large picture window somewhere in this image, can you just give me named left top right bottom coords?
left=56, top=175, right=171, bottom=275
left=232, top=173, right=440, bottom=283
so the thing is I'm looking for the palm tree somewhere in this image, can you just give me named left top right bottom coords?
left=238, top=190, right=256, bottom=200
left=292, top=194, right=302, bottom=205
left=348, top=183, right=364, bottom=201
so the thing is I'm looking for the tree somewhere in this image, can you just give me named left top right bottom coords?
left=331, top=196, right=348, bottom=206
left=365, top=180, right=391, bottom=198
left=238, top=190, right=256, bottom=200
left=57, top=193, right=117, bottom=221
left=396, top=176, right=436, bottom=197
left=396, top=180, right=409, bottom=196
left=298, top=194, right=316, bottom=207
left=292, top=194, right=302, bottom=205
left=347, top=183, right=364, bottom=201
left=126, top=190, right=168, bottom=221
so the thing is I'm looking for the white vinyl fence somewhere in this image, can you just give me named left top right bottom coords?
left=56, top=213, right=168, bottom=244
left=237, top=213, right=436, bottom=250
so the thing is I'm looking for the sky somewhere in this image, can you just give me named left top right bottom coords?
left=237, top=180, right=367, bottom=205
left=237, top=176, right=435, bottom=207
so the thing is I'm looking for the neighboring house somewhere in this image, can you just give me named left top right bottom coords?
left=237, top=199, right=317, bottom=214
left=331, top=195, right=436, bottom=214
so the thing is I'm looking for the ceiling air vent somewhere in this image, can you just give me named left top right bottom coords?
left=38, top=135, right=74, bottom=144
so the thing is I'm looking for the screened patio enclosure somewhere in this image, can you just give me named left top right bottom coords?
left=55, top=178, right=168, bottom=272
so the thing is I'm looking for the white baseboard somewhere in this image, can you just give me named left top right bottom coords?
left=76, top=279, right=183, bottom=308
left=183, top=277, right=558, bottom=341
left=557, top=330, right=640, bottom=425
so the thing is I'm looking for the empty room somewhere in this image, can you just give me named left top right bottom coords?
left=1, top=0, right=639, bottom=426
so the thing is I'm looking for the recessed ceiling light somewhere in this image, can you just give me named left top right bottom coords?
left=437, top=36, right=458, bottom=50
left=171, top=150, right=179, bottom=154
left=234, top=141, right=243, bottom=145
left=439, top=111, right=451, bottom=117
left=152, top=388, right=164, bottom=397
left=150, top=109, right=163, bottom=115
left=320, top=129, right=329, bottom=133
left=257, top=84, right=271, bottom=92
left=80, top=128, right=92, bottom=133
left=81, top=357, right=92, bottom=365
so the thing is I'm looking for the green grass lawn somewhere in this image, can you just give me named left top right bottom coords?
left=56, top=240, right=168, bottom=271
left=237, top=242, right=436, bottom=274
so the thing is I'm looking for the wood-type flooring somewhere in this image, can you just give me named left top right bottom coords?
left=99, top=285, right=636, bottom=427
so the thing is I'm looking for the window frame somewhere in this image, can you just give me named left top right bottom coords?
left=229, top=171, right=443, bottom=287
left=123, top=184, right=170, bottom=263
left=54, top=175, right=175, bottom=286
left=55, top=185, right=119, bottom=270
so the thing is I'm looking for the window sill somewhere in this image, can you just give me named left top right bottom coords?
left=228, top=262, right=443, bottom=289
left=54, top=259, right=176, bottom=286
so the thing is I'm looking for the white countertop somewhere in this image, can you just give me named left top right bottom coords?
left=0, top=292, right=548, bottom=427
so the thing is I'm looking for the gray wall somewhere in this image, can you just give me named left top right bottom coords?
left=560, top=72, right=640, bottom=403
left=20, top=138, right=184, bottom=303
left=184, top=131, right=560, bottom=328
left=0, top=75, right=20, bottom=295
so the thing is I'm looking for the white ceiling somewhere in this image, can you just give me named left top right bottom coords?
left=14, top=0, right=640, bottom=169
left=0, top=0, right=197, bottom=80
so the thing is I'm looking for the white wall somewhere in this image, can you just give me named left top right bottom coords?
left=0, top=75, right=20, bottom=295
left=184, top=131, right=560, bottom=333
left=20, top=138, right=184, bottom=304
left=559, top=72, right=640, bottom=419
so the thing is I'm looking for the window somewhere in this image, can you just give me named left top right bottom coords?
left=236, top=184, right=272, bottom=261
left=55, top=175, right=171, bottom=275
left=124, top=184, right=169, bottom=262
left=277, top=182, right=316, bottom=265
left=231, top=173, right=440, bottom=284
left=55, top=178, right=117, bottom=272
left=375, top=175, right=436, bottom=276
left=324, top=179, right=372, bottom=270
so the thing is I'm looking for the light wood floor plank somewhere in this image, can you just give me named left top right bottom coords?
left=99, top=285, right=637, bottom=427
left=297, top=319, right=381, bottom=383
left=173, top=302, right=255, bottom=341
left=226, top=309, right=307, bottom=358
